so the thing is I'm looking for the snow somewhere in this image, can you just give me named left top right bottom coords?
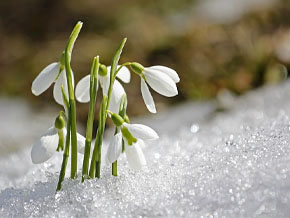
left=1, top=81, right=290, bottom=217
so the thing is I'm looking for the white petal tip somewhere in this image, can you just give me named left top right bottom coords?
left=149, top=108, right=157, bottom=113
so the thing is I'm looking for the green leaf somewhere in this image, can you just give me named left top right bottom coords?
left=110, top=38, right=127, bottom=81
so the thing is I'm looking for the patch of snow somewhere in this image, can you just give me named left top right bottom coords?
left=1, top=80, right=290, bottom=217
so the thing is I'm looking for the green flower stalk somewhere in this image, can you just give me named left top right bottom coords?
left=89, top=96, right=107, bottom=178
left=82, top=56, right=99, bottom=181
left=112, top=94, right=128, bottom=176
left=56, top=86, right=71, bottom=191
left=88, top=38, right=127, bottom=179
left=64, top=21, right=83, bottom=179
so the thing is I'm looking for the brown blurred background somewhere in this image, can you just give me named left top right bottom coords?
left=1, top=0, right=290, bottom=126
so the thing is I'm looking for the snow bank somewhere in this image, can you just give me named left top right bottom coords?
left=1, top=81, right=290, bottom=217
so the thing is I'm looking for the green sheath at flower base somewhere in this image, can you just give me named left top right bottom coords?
left=130, top=62, right=144, bottom=76
left=124, top=114, right=130, bottom=123
left=82, top=56, right=99, bottom=182
left=64, top=21, right=83, bottom=179
left=55, top=113, right=66, bottom=130
left=58, top=51, right=65, bottom=76
left=99, top=64, right=107, bottom=76
left=111, top=113, right=124, bottom=127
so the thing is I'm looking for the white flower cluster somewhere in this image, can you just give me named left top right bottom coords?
left=30, top=30, right=179, bottom=174
left=31, top=61, right=179, bottom=170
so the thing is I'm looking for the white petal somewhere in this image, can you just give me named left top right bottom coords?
left=138, top=139, right=146, bottom=149
left=107, top=65, right=130, bottom=83
left=115, top=65, right=131, bottom=83
left=53, top=71, right=68, bottom=105
left=123, top=123, right=159, bottom=140
left=31, top=62, right=60, bottom=96
left=53, top=71, right=74, bottom=106
left=77, top=132, right=86, bottom=154
left=106, top=133, right=123, bottom=163
left=99, top=75, right=110, bottom=97
left=141, top=79, right=156, bottom=113
left=31, top=127, right=58, bottom=164
left=144, top=69, right=178, bottom=97
left=75, top=74, right=91, bottom=103
left=109, top=80, right=126, bottom=113
left=148, top=65, right=180, bottom=83
left=125, top=141, right=146, bottom=170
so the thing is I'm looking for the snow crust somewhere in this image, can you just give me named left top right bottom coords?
left=1, top=81, right=290, bottom=217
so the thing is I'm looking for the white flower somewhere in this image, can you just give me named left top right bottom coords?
left=130, top=63, right=179, bottom=113
left=75, top=65, right=130, bottom=113
left=31, top=126, right=85, bottom=164
left=31, top=62, right=72, bottom=106
left=141, top=65, right=179, bottom=113
left=106, top=123, right=158, bottom=170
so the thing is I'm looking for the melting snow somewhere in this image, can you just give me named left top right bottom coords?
left=1, top=81, right=290, bottom=217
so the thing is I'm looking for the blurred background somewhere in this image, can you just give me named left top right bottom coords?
left=1, top=0, right=290, bottom=128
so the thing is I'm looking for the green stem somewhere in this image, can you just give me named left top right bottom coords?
left=64, top=21, right=82, bottom=179
left=56, top=119, right=71, bottom=191
left=82, top=57, right=99, bottom=182
left=115, top=62, right=131, bottom=76
left=111, top=94, right=127, bottom=176
left=56, top=88, right=71, bottom=191
left=112, top=161, right=117, bottom=176
left=89, top=38, right=127, bottom=179
left=107, top=38, right=127, bottom=112
left=89, top=96, right=107, bottom=178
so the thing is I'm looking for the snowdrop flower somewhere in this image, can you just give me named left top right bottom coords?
left=31, top=61, right=72, bottom=106
left=106, top=113, right=158, bottom=170
left=31, top=115, right=85, bottom=164
left=75, top=64, right=130, bottom=113
left=130, top=63, right=180, bottom=113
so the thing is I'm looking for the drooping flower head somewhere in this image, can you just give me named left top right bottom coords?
left=106, top=113, right=159, bottom=170
left=31, top=54, right=73, bottom=106
left=31, top=113, right=85, bottom=164
left=130, top=63, right=180, bottom=113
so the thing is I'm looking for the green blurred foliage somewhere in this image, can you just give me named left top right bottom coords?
left=0, top=0, right=290, bottom=121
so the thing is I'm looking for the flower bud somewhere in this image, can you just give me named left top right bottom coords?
left=111, top=113, right=124, bottom=127
left=55, top=113, right=65, bottom=129
left=130, top=62, right=144, bottom=76
left=99, top=64, right=107, bottom=76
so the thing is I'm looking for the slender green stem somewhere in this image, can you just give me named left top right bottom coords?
left=115, top=62, right=131, bottom=76
left=89, top=38, right=127, bottom=179
left=89, top=96, right=107, bottom=178
left=107, top=38, right=127, bottom=112
left=64, top=21, right=83, bottom=179
left=111, top=94, right=128, bottom=176
left=56, top=117, right=71, bottom=191
left=82, top=57, right=99, bottom=182
left=56, top=88, right=71, bottom=191
left=112, top=161, right=117, bottom=176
